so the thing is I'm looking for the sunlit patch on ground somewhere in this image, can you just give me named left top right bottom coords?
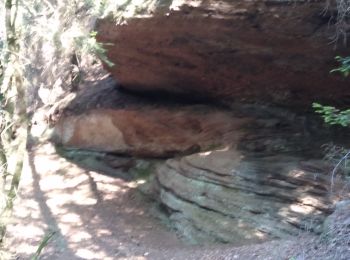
left=6, top=143, right=181, bottom=259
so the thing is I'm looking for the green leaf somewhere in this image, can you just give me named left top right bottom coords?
left=31, top=231, right=56, bottom=260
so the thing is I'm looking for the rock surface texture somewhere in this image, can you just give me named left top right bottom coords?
left=155, top=148, right=332, bottom=244
left=97, top=0, right=349, bottom=110
left=53, top=106, right=247, bottom=157
left=51, top=79, right=339, bottom=245
left=53, top=94, right=336, bottom=245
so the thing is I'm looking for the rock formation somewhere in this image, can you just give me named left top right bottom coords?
left=53, top=105, right=247, bottom=157
left=155, top=148, right=332, bottom=244
left=51, top=79, right=338, bottom=244
left=97, top=0, right=349, bottom=111
left=50, top=0, right=349, bottom=246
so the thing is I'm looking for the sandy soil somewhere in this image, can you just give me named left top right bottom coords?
left=5, top=142, right=311, bottom=260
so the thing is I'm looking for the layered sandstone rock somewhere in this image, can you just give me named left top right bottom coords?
left=51, top=82, right=336, bottom=245
left=52, top=106, right=247, bottom=157
left=155, top=148, right=333, bottom=244
left=97, top=0, right=349, bottom=110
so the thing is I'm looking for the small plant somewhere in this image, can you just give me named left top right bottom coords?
left=313, top=56, right=350, bottom=127
left=323, top=143, right=350, bottom=173
left=331, top=56, right=350, bottom=76
left=313, top=103, right=350, bottom=127
left=74, top=31, right=115, bottom=68
left=322, top=143, right=350, bottom=192
left=314, top=56, right=350, bottom=193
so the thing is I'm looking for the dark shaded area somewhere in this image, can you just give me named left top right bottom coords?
left=56, top=147, right=136, bottom=181
left=117, top=84, right=222, bottom=107
left=62, top=75, right=224, bottom=118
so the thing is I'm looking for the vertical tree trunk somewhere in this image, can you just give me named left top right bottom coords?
left=0, top=0, right=27, bottom=242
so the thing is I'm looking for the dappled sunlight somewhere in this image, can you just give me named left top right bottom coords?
left=198, top=145, right=231, bottom=157
left=45, top=194, right=93, bottom=213
left=13, top=244, right=40, bottom=256
left=288, top=169, right=307, bottom=178
left=284, top=169, right=328, bottom=213
left=170, top=0, right=203, bottom=11
left=208, top=0, right=237, bottom=13
left=75, top=248, right=113, bottom=260
left=110, top=0, right=238, bottom=19
left=34, top=153, right=76, bottom=174
left=289, top=204, right=314, bottom=215
left=113, top=0, right=159, bottom=19
left=127, top=179, right=147, bottom=189
left=254, top=231, right=267, bottom=240
left=60, top=213, right=83, bottom=224
left=111, top=0, right=207, bottom=19
left=299, top=196, right=325, bottom=208
left=70, top=189, right=98, bottom=206
left=199, top=151, right=213, bottom=156
left=39, top=174, right=88, bottom=191
left=96, top=229, right=113, bottom=236
left=6, top=142, right=172, bottom=259
left=14, top=199, right=42, bottom=219
left=89, top=171, right=126, bottom=193
left=156, top=145, right=333, bottom=244
left=16, top=224, right=46, bottom=239
left=94, top=181, right=123, bottom=198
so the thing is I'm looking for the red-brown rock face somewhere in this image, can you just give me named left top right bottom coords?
left=97, top=1, right=349, bottom=111
left=53, top=106, right=247, bottom=157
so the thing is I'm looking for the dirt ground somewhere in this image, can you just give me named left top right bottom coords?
left=5, top=141, right=319, bottom=260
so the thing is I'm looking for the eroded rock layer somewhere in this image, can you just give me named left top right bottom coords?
left=51, top=82, right=336, bottom=245
left=97, top=1, right=349, bottom=110
left=53, top=106, right=247, bottom=157
left=155, top=149, right=332, bottom=244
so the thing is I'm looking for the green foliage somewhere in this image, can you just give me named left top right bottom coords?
left=74, top=31, right=115, bottom=67
left=331, top=56, right=350, bottom=77
left=31, top=231, right=56, bottom=260
left=313, top=55, right=350, bottom=127
left=313, top=103, right=350, bottom=127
